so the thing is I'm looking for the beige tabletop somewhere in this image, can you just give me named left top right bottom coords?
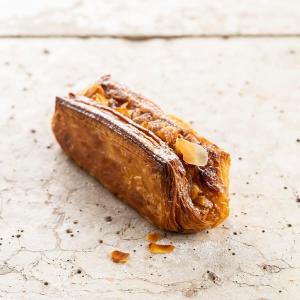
left=0, top=1, right=299, bottom=299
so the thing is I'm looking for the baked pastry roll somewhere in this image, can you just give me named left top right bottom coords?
left=52, top=75, right=230, bottom=232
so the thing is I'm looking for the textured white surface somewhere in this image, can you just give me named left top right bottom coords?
left=1, top=0, right=300, bottom=36
left=0, top=38, right=299, bottom=299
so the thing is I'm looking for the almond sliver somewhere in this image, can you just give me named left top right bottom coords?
left=175, top=138, right=208, bottom=166
left=111, top=250, right=129, bottom=263
left=168, top=114, right=196, bottom=133
left=81, top=83, right=105, bottom=98
left=149, top=243, right=175, bottom=254
left=146, top=232, right=161, bottom=243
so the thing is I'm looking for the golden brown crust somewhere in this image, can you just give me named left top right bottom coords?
left=52, top=76, right=230, bottom=232
left=97, top=76, right=230, bottom=227
left=98, top=76, right=229, bottom=194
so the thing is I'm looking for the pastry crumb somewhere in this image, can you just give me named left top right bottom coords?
left=111, top=250, right=129, bottom=263
left=148, top=243, right=175, bottom=254
left=146, top=232, right=161, bottom=243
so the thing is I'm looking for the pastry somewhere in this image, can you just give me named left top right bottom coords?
left=52, top=75, right=230, bottom=232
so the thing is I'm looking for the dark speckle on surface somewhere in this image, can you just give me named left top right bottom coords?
left=66, top=229, right=72, bottom=234
left=30, top=129, right=36, bottom=134
left=287, top=224, right=292, bottom=227
left=44, top=282, right=48, bottom=286
left=105, top=216, right=112, bottom=222
left=206, top=270, right=221, bottom=284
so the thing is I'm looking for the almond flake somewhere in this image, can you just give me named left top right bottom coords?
left=146, top=232, right=161, bottom=243
left=111, top=250, right=129, bottom=263
left=175, top=138, right=208, bottom=166
left=149, top=243, right=175, bottom=254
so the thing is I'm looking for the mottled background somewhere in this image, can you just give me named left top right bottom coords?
left=0, top=1, right=299, bottom=299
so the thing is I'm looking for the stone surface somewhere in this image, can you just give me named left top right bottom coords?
left=1, top=0, right=300, bottom=36
left=0, top=38, right=300, bottom=299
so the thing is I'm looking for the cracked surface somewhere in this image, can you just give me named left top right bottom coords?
left=0, top=38, right=299, bottom=299
left=1, top=0, right=300, bottom=36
